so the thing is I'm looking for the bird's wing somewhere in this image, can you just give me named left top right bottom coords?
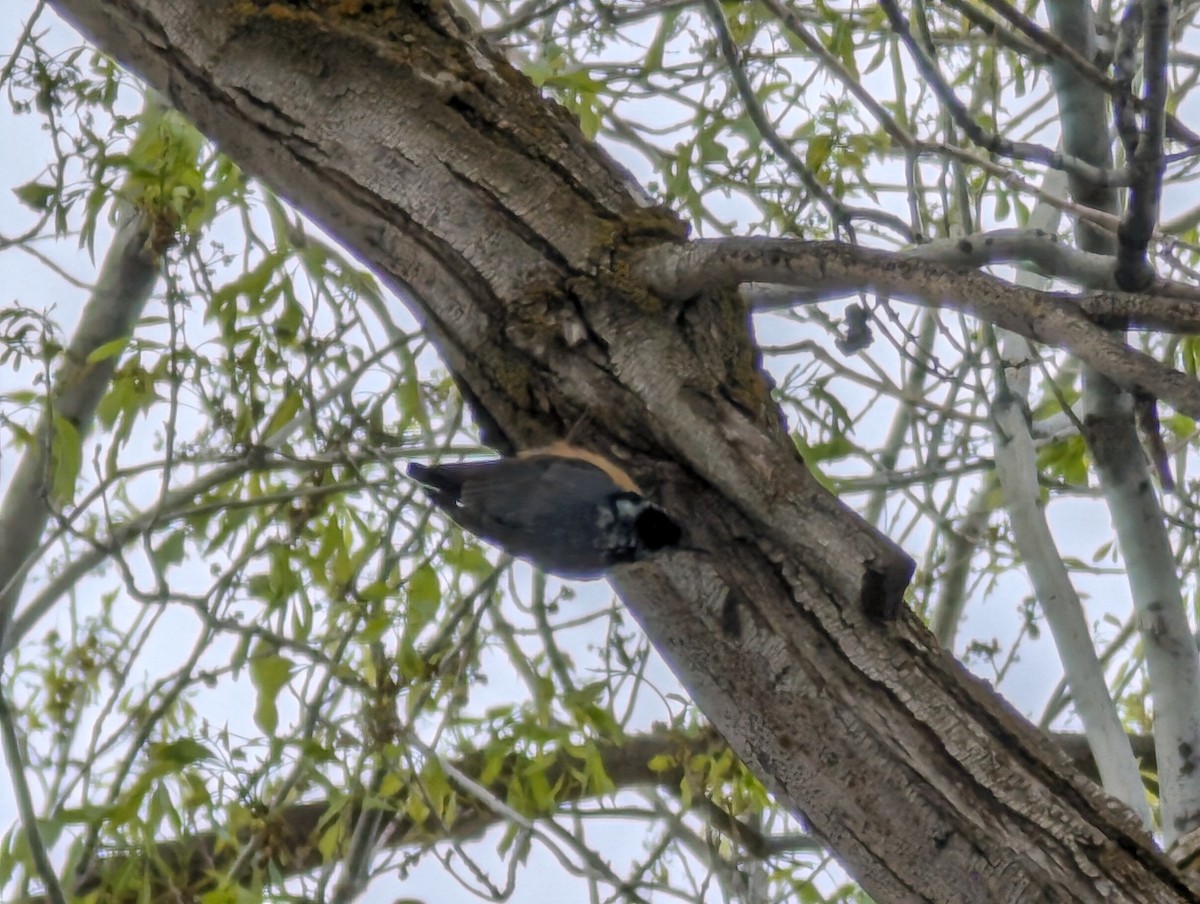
left=454, top=456, right=617, bottom=529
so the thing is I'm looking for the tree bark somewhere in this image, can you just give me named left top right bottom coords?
left=44, top=1, right=1196, bottom=900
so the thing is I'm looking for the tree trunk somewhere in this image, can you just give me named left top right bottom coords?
left=45, top=1, right=1195, bottom=900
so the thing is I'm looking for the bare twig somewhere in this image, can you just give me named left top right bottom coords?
left=700, top=0, right=913, bottom=240
left=878, top=0, right=1125, bottom=186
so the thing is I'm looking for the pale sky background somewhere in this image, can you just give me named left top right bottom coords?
left=2, top=3, right=1195, bottom=901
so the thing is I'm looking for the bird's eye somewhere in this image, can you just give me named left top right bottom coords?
left=635, top=508, right=682, bottom=550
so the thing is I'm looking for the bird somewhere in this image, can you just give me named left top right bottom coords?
left=407, top=442, right=683, bottom=579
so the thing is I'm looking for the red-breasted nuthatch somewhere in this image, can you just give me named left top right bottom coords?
left=408, top=442, right=683, bottom=578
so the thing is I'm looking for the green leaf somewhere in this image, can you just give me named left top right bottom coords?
left=317, top=814, right=346, bottom=863
left=580, top=743, right=614, bottom=794
left=249, top=647, right=292, bottom=736
left=648, top=753, right=676, bottom=772
left=154, top=529, right=188, bottom=568
left=205, top=505, right=253, bottom=555
left=527, top=770, right=553, bottom=812
left=200, top=886, right=240, bottom=904
left=300, top=739, right=336, bottom=764
left=442, top=538, right=493, bottom=576
left=422, top=760, right=453, bottom=821
left=357, top=611, right=391, bottom=644
left=358, top=580, right=392, bottom=604
left=55, top=803, right=115, bottom=825
left=405, top=789, right=431, bottom=825
left=262, top=389, right=303, bottom=441
left=210, top=252, right=285, bottom=335
left=1163, top=414, right=1196, bottom=438
left=147, top=738, right=215, bottom=769
left=1037, top=435, right=1089, bottom=486
left=643, top=7, right=681, bottom=73
left=401, top=564, right=441, bottom=652
left=800, top=434, right=855, bottom=465
left=50, top=415, right=82, bottom=502
left=496, top=820, right=522, bottom=856
left=265, top=542, right=301, bottom=609
left=832, top=20, right=859, bottom=78
left=274, top=297, right=304, bottom=343
left=378, top=771, right=406, bottom=799
left=85, top=335, right=130, bottom=364
left=12, top=181, right=56, bottom=212
left=1180, top=336, right=1200, bottom=376
left=395, top=350, right=425, bottom=430
left=792, top=437, right=837, bottom=493
left=994, top=189, right=1011, bottom=221
left=480, top=743, right=510, bottom=786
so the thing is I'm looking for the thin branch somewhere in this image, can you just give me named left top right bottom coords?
left=968, top=0, right=1200, bottom=152
left=992, top=366, right=1151, bottom=823
left=878, top=0, right=1126, bottom=186
left=699, top=0, right=913, bottom=240
left=1114, top=2, right=1143, bottom=160
left=1040, top=618, right=1139, bottom=729
left=926, top=141, right=1126, bottom=236
left=936, top=0, right=1050, bottom=60
left=1115, top=0, right=1171, bottom=290
left=0, top=336, right=410, bottom=657
left=863, top=313, right=938, bottom=526
left=483, top=0, right=575, bottom=40
left=759, top=0, right=914, bottom=151
left=930, top=481, right=993, bottom=649
left=0, top=687, right=69, bottom=904
left=0, top=0, right=47, bottom=87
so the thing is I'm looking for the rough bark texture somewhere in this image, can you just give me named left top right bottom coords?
left=45, top=1, right=1196, bottom=900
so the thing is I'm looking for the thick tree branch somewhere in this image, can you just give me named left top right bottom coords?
left=988, top=182, right=1148, bottom=824
left=47, top=723, right=1156, bottom=901
left=60, top=730, right=724, bottom=900
left=632, top=238, right=1200, bottom=417
left=1114, top=3, right=1143, bottom=161
left=905, top=228, right=1117, bottom=284
left=1044, top=0, right=1200, bottom=843
left=0, top=208, right=159, bottom=648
